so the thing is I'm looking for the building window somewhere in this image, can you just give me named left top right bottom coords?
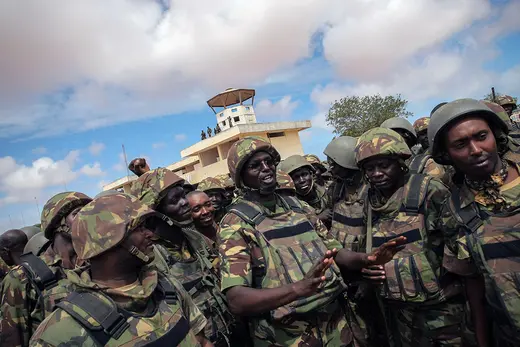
left=231, top=108, right=237, bottom=113
left=245, top=106, right=250, bottom=110
left=234, top=116, right=240, bottom=122
left=222, top=120, right=226, bottom=126
left=219, top=112, right=224, bottom=118
left=268, top=132, right=285, bottom=138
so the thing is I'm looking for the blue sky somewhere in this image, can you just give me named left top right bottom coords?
left=1, top=0, right=519, bottom=231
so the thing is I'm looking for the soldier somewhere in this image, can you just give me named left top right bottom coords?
left=131, top=168, right=242, bottom=346
left=216, top=174, right=235, bottom=207
left=324, top=136, right=388, bottom=347
left=481, top=99, right=520, bottom=142
left=275, top=170, right=297, bottom=197
left=354, top=127, right=465, bottom=347
left=28, top=193, right=212, bottom=347
left=20, top=225, right=41, bottom=243
left=207, top=126, right=213, bottom=138
left=23, top=233, right=51, bottom=257
left=0, top=229, right=28, bottom=267
left=128, top=157, right=150, bottom=177
left=304, top=154, right=328, bottom=187
left=201, top=130, right=207, bottom=140
left=0, top=192, right=92, bottom=347
left=413, top=117, right=430, bottom=154
left=429, top=98, right=520, bottom=346
left=198, top=177, right=227, bottom=223
left=219, top=136, right=407, bottom=346
left=187, top=190, right=219, bottom=243
left=279, top=155, right=331, bottom=226
left=381, top=117, right=448, bottom=184
left=496, top=94, right=518, bottom=117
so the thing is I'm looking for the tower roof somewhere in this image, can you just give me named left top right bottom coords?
left=207, top=88, right=255, bottom=108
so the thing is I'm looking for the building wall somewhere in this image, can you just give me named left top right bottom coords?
left=198, top=147, right=219, bottom=167
left=216, top=105, right=257, bottom=131
left=218, top=140, right=236, bottom=160
left=271, top=130, right=304, bottom=159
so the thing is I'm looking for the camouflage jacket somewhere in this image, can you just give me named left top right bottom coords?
left=28, top=266, right=207, bottom=347
left=0, top=256, right=10, bottom=282
left=406, top=153, right=449, bottom=185
left=298, top=183, right=329, bottom=215
left=0, top=246, right=77, bottom=347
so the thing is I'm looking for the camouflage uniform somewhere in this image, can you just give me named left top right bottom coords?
left=220, top=136, right=352, bottom=347
left=0, top=192, right=92, bottom=347
left=355, top=128, right=465, bottom=347
left=430, top=99, right=520, bottom=346
left=198, top=176, right=228, bottom=223
left=275, top=170, right=296, bottom=196
left=28, top=193, right=207, bottom=347
left=304, top=154, right=328, bottom=188
left=0, top=256, right=11, bottom=282
left=413, top=117, right=430, bottom=155
left=133, top=168, right=241, bottom=346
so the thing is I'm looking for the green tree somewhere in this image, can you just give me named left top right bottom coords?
left=483, top=91, right=518, bottom=103
left=326, top=94, right=412, bottom=136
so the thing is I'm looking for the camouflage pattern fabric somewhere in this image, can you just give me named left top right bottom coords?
left=355, top=127, right=412, bottom=165
left=198, top=177, right=225, bottom=192
left=481, top=100, right=514, bottom=131
left=28, top=266, right=207, bottom=347
left=215, top=174, right=235, bottom=189
left=299, top=182, right=329, bottom=215
left=130, top=167, right=184, bottom=209
left=275, top=170, right=295, bottom=193
left=227, top=136, right=280, bottom=189
left=0, top=256, right=10, bottom=281
left=442, top=160, right=520, bottom=345
left=72, top=193, right=158, bottom=260
left=40, top=192, right=92, bottom=239
left=413, top=117, right=430, bottom=134
left=0, top=246, right=78, bottom=347
left=219, top=195, right=352, bottom=346
left=406, top=155, right=450, bottom=185
left=496, top=95, right=517, bottom=108
left=365, top=174, right=465, bottom=346
left=303, top=154, right=327, bottom=172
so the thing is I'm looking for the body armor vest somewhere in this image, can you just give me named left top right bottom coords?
left=330, top=185, right=368, bottom=252
left=228, top=195, right=346, bottom=321
left=451, top=188, right=520, bottom=344
left=368, top=174, right=450, bottom=303
left=55, top=276, right=200, bottom=347
left=408, top=153, right=432, bottom=174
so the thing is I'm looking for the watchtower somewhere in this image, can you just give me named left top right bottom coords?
left=207, top=88, right=257, bottom=131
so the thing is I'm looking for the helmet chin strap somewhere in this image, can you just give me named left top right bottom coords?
left=124, top=244, right=151, bottom=264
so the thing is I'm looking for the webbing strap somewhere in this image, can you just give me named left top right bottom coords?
left=401, top=174, right=430, bottom=215
left=409, top=154, right=431, bottom=173
left=157, top=276, right=179, bottom=304
left=19, top=252, right=58, bottom=291
left=451, top=188, right=483, bottom=232
left=228, top=202, right=266, bottom=226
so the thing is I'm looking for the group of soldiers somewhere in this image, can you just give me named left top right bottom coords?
left=0, top=95, right=519, bottom=347
left=201, top=125, right=222, bottom=140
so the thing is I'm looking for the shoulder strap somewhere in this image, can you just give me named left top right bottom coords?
left=56, top=291, right=130, bottom=346
left=228, top=202, right=266, bottom=227
left=19, top=252, right=58, bottom=291
left=401, top=174, right=432, bottom=215
left=279, top=195, right=306, bottom=214
left=408, top=153, right=431, bottom=173
left=450, top=187, right=483, bottom=233
left=157, top=276, right=179, bottom=305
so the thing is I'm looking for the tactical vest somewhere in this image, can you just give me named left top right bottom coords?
left=55, top=276, right=200, bottom=347
left=330, top=185, right=368, bottom=252
left=451, top=189, right=520, bottom=343
left=156, top=230, right=235, bottom=346
left=228, top=194, right=346, bottom=320
left=408, top=153, right=431, bottom=174
left=368, top=174, right=447, bottom=303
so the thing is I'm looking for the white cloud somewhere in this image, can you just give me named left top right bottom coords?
left=152, top=142, right=166, bottom=149
left=88, top=141, right=105, bottom=156
left=255, top=95, right=299, bottom=119
left=174, top=134, right=187, bottom=142
left=80, top=162, right=105, bottom=177
left=31, top=147, right=47, bottom=155
left=112, top=153, right=127, bottom=172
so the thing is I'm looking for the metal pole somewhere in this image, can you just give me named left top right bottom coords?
left=122, top=144, right=130, bottom=177
left=21, top=211, right=26, bottom=226
left=8, top=214, right=13, bottom=228
left=34, top=197, right=41, bottom=217
left=492, top=87, right=496, bottom=102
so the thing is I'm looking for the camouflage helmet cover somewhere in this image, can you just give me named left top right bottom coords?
left=227, top=136, right=281, bottom=189
left=215, top=174, right=235, bottom=189
left=276, top=170, right=296, bottom=192
left=413, top=117, right=430, bottom=134
left=428, top=98, right=510, bottom=164
left=303, top=154, right=326, bottom=172
left=23, top=233, right=51, bottom=256
left=41, top=192, right=92, bottom=239
left=380, top=117, right=417, bottom=141
left=323, top=136, right=359, bottom=170
left=72, top=193, right=157, bottom=260
left=496, top=95, right=517, bottom=109
left=480, top=100, right=512, bottom=132
left=131, top=168, right=184, bottom=209
left=94, top=190, right=121, bottom=199
left=355, top=127, right=412, bottom=165
left=278, top=155, right=314, bottom=175
left=198, top=177, right=225, bottom=192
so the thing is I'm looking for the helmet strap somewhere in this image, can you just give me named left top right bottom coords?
left=123, top=244, right=151, bottom=264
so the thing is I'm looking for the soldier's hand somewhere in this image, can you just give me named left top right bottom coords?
left=366, top=236, right=406, bottom=266
left=317, top=208, right=333, bottom=223
left=361, top=265, right=386, bottom=285
left=293, top=249, right=337, bottom=297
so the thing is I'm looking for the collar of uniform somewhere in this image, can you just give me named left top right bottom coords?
left=41, top=244, right=63, bottom=267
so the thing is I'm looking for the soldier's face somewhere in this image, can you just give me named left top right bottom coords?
left=223, top=188, right=234, bottom=202
left=127, top=224, right=156, bottom=255
left=206, top=190, right=223, bottom=210
left=503, top=105, right=514, bottom=116
left=327, top=157, right=352, bottom=179
left=362, top=157, right=402, bottom=190
left=159, top=186, right=192, bottom=222
left=242, top=151, right=277, bottom=192
left=188, top=192, right=215, bottom=227
left=394, top=129, right=416, bottom=149
left=65, top=206, right=82, bottom=227
left=445, top=117, right=500, bottom=178
left=417, top=130, right=429, bottom=150
left=290, top=167, right=313, bottom=195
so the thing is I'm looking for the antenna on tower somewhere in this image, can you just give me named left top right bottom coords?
left=122, top=144, right=131, bottom=177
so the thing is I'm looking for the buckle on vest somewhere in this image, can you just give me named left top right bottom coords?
left=464, top=214, right=483, bottom=232
left=101, top=311, right=129, bottom=339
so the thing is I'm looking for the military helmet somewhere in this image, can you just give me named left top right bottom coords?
left=227, top=136, right=281, bottom=189
left=20, top=225, right=41, bottom=241
left=94, top=190, right=121, bottom=199
left=413, top=117, right=430, bottom=134
left=131, top=167, right=184, bottom=209
left=198, top=177, right=225, bottom=192
left=276, top=170, right=296, bottom=192
left=23, top=233, right=51, bottom=256
left=278, top=155, right=313, bottom=175
left=72, top=193, right=157, bottom=260
left=496, top=95, right=517, bottom=109
left=355, top=127, right=412, bottom=165
left=41, top=192, right=92, bottom=239
left=428, top=98, right=510, bottom=164
left=380, top=117, right=417, bottom=143
left=480, top=100, right=512, bottom=132
left=323, top=136, right=359, bottom=170
left=303, top=154, right=327, bottom=173
left=215, top=174, right=235, bottom=189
